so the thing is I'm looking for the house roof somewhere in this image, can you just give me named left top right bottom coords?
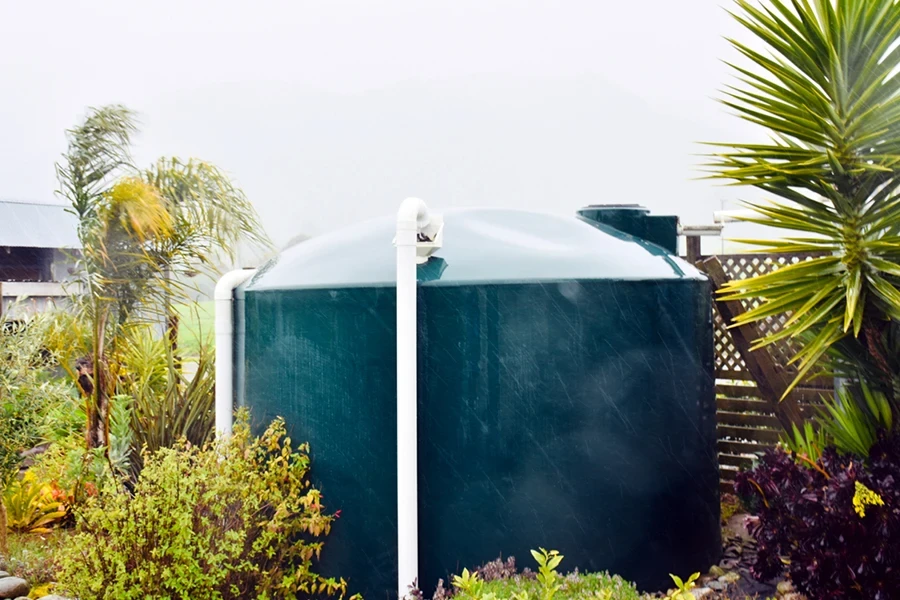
left=0, top=200, right=80, bottom=249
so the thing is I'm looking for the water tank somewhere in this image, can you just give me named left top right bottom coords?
left=236, top=207, right=719, bottom=597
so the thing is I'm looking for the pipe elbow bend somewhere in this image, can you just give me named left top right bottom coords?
left=397, top=197, right=430, bottom=231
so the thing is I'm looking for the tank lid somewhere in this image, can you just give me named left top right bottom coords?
left=577, top=205, right=678, bottom=254
left=581, top=203, right=647, bottom=210
left=248, top=208, right=703, bottom=291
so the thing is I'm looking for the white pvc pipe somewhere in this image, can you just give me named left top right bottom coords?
left=215, top=268, right=257, bottom=439
left=396, top=197, right=429, bottom=598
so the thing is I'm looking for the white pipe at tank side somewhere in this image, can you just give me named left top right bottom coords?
left=215, top=268, right=257, bottom=439
left=395, top=197, right=429, bottom=599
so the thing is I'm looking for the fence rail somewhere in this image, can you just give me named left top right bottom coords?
left=0, top=281, right=72, bottom=317
left=693, top=254, right=833, bottom=493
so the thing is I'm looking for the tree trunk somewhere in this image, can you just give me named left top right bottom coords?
left=167, top=312, right=181, bottom=374
left=75, top=355, right=98, bottom=448
left=87, top=312, right=110, bottom=452
left=91, top=377, right=110, bottom=451
left=75, top=354, right=108, bottom=450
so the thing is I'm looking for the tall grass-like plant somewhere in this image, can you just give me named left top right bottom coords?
left=707, top=0, right=900, bottom=422
left=118, top=326, right=216, bottom=474
left=819, top=381, right=893, bottom=457
left=781, top=420, right=828, bottom=462
left=780, top=382, right=893, bottom=461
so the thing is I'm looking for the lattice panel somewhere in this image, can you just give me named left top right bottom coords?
left=707, top=253, right=822, bottom=381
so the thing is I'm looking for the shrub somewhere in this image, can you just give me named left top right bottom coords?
left=57, top=416, right=348, bottom=600
left=735, top=435, right=900, bottom=599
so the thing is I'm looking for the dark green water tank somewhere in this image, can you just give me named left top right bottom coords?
left=237, top=207, right=719, bottom=597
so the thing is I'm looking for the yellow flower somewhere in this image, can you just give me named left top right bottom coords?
left=853, top=481, right=884, bottom=518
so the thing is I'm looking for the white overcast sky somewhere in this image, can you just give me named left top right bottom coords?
left=0, top=0, right=769, bottom=248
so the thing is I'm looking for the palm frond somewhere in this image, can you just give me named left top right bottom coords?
left=707, top=0, right=900, bottom=407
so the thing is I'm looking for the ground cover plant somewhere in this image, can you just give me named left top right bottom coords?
left=414, top=550, right=646, bottom=600
left=736, top=434, right=900, bottom=598
left=3, top=529, right=72, bottom=590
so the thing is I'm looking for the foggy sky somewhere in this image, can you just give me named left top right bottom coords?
left=1, top=0, right=768, bottom=248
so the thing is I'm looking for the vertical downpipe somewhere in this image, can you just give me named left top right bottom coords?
left=214, top=268, right=257, bottom=439
left=395, top=198, right=426, bottom=599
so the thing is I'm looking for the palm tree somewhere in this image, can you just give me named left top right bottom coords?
left=143, top=157, right=270, bottom=362
left=707, top=0, right=900, bottom=425
left=56, top=106, right=271, bottom=451
left=56, top=106, right=168, bottom=449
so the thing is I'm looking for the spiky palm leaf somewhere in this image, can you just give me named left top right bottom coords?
left=707, top=0, right=900, bottom=411
left=144, top=157, right=270, bottom=273
left=142, top=158, right=271, bottom=364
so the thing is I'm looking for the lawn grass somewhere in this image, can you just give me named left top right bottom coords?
left=175, top=300, right=214, bottom=358
left=3, top=529, right=72, bottom=591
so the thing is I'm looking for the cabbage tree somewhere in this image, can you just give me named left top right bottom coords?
left=708, top=0, right=900, bottom=423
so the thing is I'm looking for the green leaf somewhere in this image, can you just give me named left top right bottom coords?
left=844, top=266, right=863, bottom=332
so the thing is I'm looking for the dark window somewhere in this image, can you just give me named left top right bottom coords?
left=0, top=247, right=53, bottom=281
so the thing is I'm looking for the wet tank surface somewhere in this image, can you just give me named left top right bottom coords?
left=236, top=207, right=719, bottom=597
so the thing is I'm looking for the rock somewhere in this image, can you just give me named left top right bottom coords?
left=782, top=594, right=806, bottom=600
left=37, top=596, right=71, bottom=600
left=693, top=588, right=715, bottom=598
left=719, top=558, right=739, bottom=569
left=0, top=577, right=29, bottom=598
left=707, top=580, right=726, bottom=591
left=719, top=571, right=741, bottom=584
left=708, top=565, right=726, bottom=577
left=777, top=580, right=795, bottom=595
left=0, top=573, right=9, bottom=579
left=13, top=597, right=28, bottom=600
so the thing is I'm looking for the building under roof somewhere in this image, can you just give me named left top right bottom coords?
left=0, top=200, right=80, bottom=315
left=0, top=200, right=79, bottom=250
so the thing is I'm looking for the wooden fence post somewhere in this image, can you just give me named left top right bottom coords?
left=701, top=256, right=804, bottom=432
left=686, top=236, right=702, bottom=265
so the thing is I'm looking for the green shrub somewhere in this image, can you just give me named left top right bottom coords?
left=57, top=416, right=347, bottom=600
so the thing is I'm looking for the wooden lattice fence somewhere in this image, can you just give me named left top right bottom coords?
left=697, top=254, right=833, bottom=492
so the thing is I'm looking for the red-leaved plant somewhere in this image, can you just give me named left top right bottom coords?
left=735, top=435, right=900, bottom=599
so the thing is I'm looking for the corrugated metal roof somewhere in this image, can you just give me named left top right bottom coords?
left=0, top=200, right=80, bottom=249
